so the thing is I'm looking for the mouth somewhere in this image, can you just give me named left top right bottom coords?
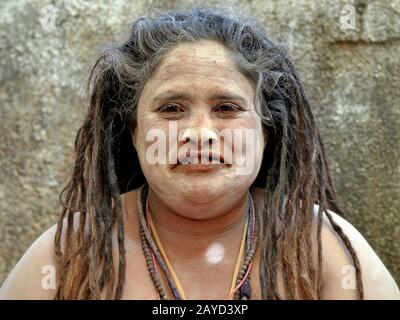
left=170, top=152, right=228, bottom=171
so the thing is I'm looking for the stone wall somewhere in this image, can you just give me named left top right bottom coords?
left=0, top=0, right=399, bottom=287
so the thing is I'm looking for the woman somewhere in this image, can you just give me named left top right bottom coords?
left=0, top=7, right=399, bottom=300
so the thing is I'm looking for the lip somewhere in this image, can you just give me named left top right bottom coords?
left=170, top=151, right=227, bottom=170
left=173, top=163, right=226, bottom=173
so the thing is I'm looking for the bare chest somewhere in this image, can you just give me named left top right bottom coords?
left=119, top=248, right=263, bottom=300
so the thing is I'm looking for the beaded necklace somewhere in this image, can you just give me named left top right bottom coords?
left=138, top=183, right=259, bottom=300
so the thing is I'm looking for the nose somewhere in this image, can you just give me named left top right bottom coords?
left=180, top=127, right=218, bottom=150
left=178, top=107, right=219, bottom=151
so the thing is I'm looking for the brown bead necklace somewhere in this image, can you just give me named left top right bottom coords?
left=137, top=183, right=259, bottom=300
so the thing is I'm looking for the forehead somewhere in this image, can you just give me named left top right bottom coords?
left=140, top=40, right=254, bottom=102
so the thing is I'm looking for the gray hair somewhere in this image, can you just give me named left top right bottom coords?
left=55, top=6, right=364, bottom=300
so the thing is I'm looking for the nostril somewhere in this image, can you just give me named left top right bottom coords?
left=208, top=137, right=216, bottom=146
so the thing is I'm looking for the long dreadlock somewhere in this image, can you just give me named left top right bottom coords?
left=54, top=6, right=363, bottom=300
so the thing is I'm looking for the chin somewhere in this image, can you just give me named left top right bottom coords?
left=174, top=180, right=227, bottom=204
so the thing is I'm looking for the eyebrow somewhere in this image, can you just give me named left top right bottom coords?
left=152, top=90, right=248, bottom=106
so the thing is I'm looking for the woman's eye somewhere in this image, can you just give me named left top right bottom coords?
left=214, top=103, right=242, bottom=114
left=158, top=104, right=185, bottom=114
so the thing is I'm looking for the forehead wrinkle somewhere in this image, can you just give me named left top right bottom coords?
left=147, top=65, right=255, bottom=104
left=152, top=73, right=253, bottom=99
left=153, top=43, right=248, bottom=80
left=143, top=41, right=256, bottom=106
left=157, top=59, right=237, bottom=75
left=149, top=80, right=254, bottom=110
left=154, top=61, right=251, bottom=88
left=159, top=72, right=240, bottom=81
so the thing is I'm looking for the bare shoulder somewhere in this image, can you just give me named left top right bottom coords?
left=313, top=204, right=400, bottom=299
left=0, top=212, right=81, bottom=300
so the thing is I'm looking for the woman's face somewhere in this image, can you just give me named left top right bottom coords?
left=133, top=39, right=267, bottom=209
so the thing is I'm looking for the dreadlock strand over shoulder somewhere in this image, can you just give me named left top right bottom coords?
left=54, top=6, right=364, bottom=300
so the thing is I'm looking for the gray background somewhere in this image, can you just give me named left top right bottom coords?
left=0, top=0, right=399, bottom=287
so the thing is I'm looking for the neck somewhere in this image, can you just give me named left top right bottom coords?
left=145, top=185, right=250, bottom=261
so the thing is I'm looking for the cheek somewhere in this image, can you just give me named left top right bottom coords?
left=221, top=117, right=264, bottom=155
left=135, top=116, right=169, bottom=165
left=135, top=118, right=188, bottom=174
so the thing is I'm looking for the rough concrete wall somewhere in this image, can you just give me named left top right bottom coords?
left=0, top=0, right=399, bottom=287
